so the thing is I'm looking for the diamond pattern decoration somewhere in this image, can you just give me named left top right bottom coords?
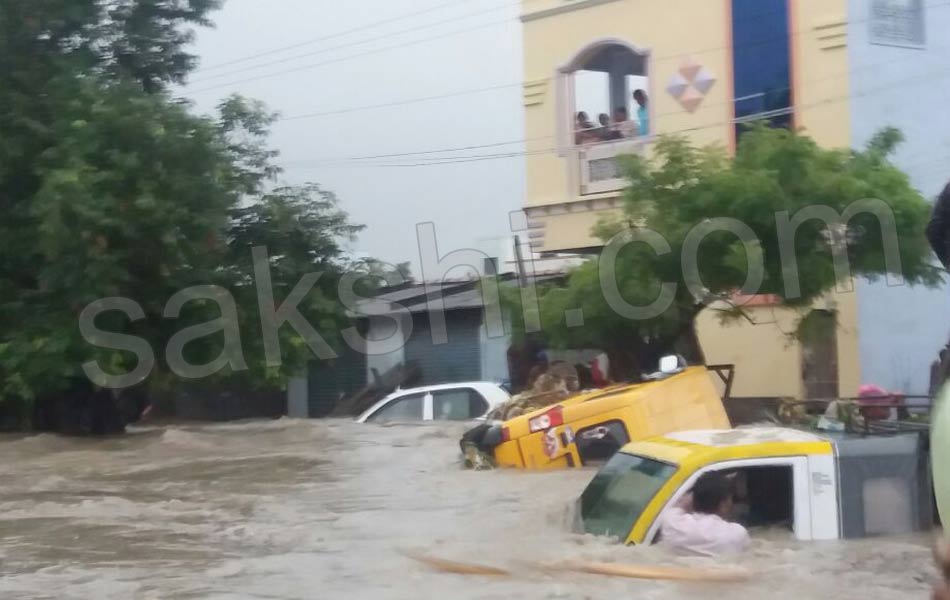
left=667, top=58, right=717, bottom=113
left=678, top=88, right=704, bottom=113
left=678, top=57, right=702, bottom=81
left=692, top=67, right=716, bottom=94
left=665, top=73, right=690, bottom=100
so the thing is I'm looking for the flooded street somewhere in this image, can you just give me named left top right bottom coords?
left=0, top=419, right=939, bottom=599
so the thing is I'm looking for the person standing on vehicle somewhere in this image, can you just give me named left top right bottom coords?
left=927, top=183, right=950, bottom=270
left=658, top=471, right=750, bottom=556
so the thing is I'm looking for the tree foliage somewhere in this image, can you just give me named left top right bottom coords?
left=519, top=126, right=942, bottom=377
left=0, top=1, right=364, bottom=413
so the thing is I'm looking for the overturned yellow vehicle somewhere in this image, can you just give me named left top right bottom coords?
left=461, top=361, right=732, bottom=470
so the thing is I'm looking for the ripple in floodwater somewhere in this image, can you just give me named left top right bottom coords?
left=0, top=419, right=938, bottom=599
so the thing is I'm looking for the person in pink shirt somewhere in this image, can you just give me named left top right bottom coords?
left=659, top=471, right=751, bottom=556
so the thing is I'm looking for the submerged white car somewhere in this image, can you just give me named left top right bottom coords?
left=356, top=382, right=510, bottom=424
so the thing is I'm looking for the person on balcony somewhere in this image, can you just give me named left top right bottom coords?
left=575, top=111, right=598, bottom=145
left=634, top=89, right=650, bottom=136
left=596, top=113, right=617, bottom=141
left=611, top=106, right=637, bottom=139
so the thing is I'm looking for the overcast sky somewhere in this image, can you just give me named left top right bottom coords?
left=182, top=0, right=525, bottom=273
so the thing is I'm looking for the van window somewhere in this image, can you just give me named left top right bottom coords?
left=577, top=420, right=630, bottom=465
left=581, top=453, right=676, bottom=540
left=366, top=394, right=425, bottom=423
left=730, top=466, right=794, bottom=530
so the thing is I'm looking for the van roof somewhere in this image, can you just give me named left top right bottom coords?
left=620, top=427, right=835, bottom=468
left=664, top=427, right=829, bottom=447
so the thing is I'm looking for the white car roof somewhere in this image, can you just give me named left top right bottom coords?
left=391, top=381, right=504, bottom=394
left=356, top=381, right=509, bottom=423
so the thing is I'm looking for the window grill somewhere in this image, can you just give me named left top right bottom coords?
left=871, top=0, right=926, bottom=47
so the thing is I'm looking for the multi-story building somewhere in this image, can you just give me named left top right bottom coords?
left=518, top=0, right=950, bottom=398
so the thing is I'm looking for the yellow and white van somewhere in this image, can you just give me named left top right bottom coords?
left=578, top=427, right=934, bottom=544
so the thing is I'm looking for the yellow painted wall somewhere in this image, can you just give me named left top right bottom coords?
left=696, top=304, right=803, bottom=398
left=828, top=287, right=861, bottom=397
left=522, top=0, right=734, bottom=212
left=521, top=0, right=860, bottom=397
left=696, top=288, right=860, bottom=399
left=786, top=0, right=859, bottom=396
left=534, top=208, right=621, bottom=250
left=788, top=0, right=850, bottom=149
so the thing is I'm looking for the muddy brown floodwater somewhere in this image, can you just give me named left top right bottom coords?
left=0, top=419, right=940, bottom=599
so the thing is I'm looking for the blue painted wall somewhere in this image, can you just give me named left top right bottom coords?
left=849, top=0, right=950, bottom=393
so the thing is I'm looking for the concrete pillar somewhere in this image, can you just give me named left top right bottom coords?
left=609, top=70, right=627, bottom=113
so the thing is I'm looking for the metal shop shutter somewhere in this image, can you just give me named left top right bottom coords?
left=404, top=310, right=482, bottom=385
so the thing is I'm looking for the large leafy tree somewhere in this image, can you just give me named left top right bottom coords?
left=514, top=126, right=941, bottom=378
left=0, top=1, right=363, bottom=428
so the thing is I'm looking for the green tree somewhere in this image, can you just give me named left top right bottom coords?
left=0, top=2, right=364, bottom=430
left=515, top=126, right=941, bottom=378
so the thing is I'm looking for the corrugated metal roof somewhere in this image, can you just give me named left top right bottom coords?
left=348, top=274, right=566, bottom=318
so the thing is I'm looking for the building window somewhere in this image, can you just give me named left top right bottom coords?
left=570, top=43, right=650, bottom=146
left=731, top=0, right=792, bottom=140
left=870, top=0, right=926, bottom=48
left=559, top=40, right=651, bottom=195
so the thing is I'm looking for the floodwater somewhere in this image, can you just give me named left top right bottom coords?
left=0, top=419, right=939, bottom=599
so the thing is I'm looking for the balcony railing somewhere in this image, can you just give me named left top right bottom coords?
left=577, top=137, right=649, bottom=195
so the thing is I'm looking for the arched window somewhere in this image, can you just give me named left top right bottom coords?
left=558, top=40, right=650, bottom=149
left=555, top=40, right=651, bottom=195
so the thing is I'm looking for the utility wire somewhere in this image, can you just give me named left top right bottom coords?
left=189, top=1, right=519, bottom=84
left=279, top=81, right=524, bottom=121
left=286, top=63, right=950, bottom=169
left=268, top=1, right=950, bottom=126
left=186, top=14, right=518, bottom=94
left=193, top=0, right=473, bottom=73
left=278, top=43, right=950, bottom=168
left=194, top=0, right=790, bottom=82
left=186, top=1, right=950, bottom=97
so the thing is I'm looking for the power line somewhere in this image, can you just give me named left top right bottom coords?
left=186, top=0, right=950, bottom=98
left=280, top=81, right=524, bottom=121
left=283, top=134, right=550, bottom=163
left=189, top=1, right=518, bottom=85
left=186, top=12, right=518, bottom=94
left=196, top=0, right=789, bottom=84
left=193, top=0, right=472, bottom=73
left=286, top=62, right=950, bottom=169
left=278, top=42, right=950, bottom=167
left=268, top=1, right=950, bottom=126
left=183, top=0, right=791, bottom=94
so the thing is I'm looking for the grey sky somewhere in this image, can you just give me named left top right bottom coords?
left=183, top=0, right=525, bottom=273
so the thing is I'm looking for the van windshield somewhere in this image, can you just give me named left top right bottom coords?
left=580, top=452, right=676, bottom=540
